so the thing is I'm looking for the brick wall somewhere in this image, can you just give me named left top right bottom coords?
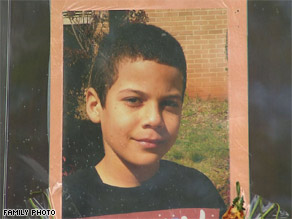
left=146, top=9, right=228, bottom=100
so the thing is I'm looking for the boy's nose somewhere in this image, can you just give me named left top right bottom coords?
left=142, top=103, right=164, bottom=129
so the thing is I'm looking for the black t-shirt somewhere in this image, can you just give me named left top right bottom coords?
left=63, top=160, right=226, bottom=218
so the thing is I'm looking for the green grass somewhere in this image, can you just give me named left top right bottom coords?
left=164, top=96, right=230, bottom=205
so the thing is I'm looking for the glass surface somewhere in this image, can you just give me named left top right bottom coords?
left=5, top=0, right=50, bottom=209
left=248, top=1, right=292, bottom=215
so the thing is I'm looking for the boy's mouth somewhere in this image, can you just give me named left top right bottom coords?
left=133, top=138, right=165, bottom=149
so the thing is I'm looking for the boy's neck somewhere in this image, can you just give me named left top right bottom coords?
left=95, top=157, right=160, bottom=188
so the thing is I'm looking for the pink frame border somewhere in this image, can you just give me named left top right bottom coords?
left=50, top=1, right=248, bottom=218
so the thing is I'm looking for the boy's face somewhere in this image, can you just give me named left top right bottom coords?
left=91, top=59, right=183, bottom=167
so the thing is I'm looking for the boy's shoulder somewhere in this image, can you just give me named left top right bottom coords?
left=62, top=166, right=102, bottom=217
left=159, top=160, right=226, bottom=213
left=159, top=159, right=212, bottom=184
left=63, top=166, right=99, bottom=190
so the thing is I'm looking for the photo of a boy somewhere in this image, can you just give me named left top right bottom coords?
left=63, top=23, right=226, bottom=218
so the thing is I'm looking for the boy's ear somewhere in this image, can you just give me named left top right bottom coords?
left=86, top=87, right=102, bottom=124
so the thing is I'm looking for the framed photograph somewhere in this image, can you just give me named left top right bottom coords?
left=50, top=0, right=248, bottom=218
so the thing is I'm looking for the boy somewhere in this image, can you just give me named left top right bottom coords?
left=63, top=23, right=226, bottom=218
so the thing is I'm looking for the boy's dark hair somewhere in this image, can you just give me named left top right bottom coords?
left=90, top=23, right=187, bottom=107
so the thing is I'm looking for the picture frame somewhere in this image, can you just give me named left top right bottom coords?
left=50, top=0, right=248, bottom=218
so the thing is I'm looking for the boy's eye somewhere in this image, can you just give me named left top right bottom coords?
left=161, top=99, right=182, bottom=115
left=161, top=100, right=180, bottom=108
left=124, top=97, right=142, bottom=106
